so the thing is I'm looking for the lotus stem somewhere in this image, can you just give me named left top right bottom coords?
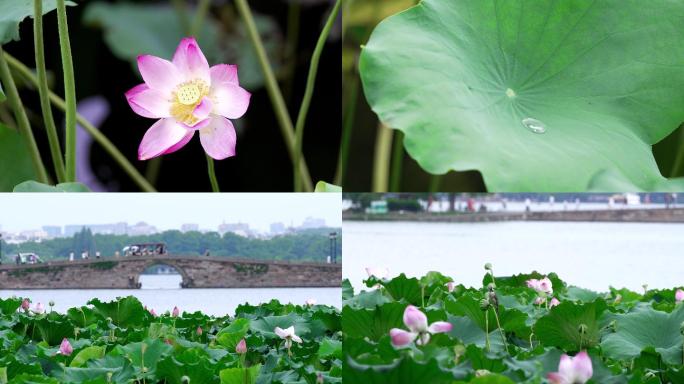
left=293, top=0, right=341, bottom=192
left=373, top=122, right=393, bottom=192
left=5, top=53, right=156, bottom=192
left=34, top=0, right=66, bottom=183
left=234, top=0, right=313, bottom=191
left=484, top=308, right=491, bottom=353
left=334, top=74, right=359, bottom=186
left=206, top=155, right=220, bottom=192
left=492, top=308, right=509, bottom=354
left=389, top=131, right=405, bottom=192
left=56, top=0, right=77, bottom=182
left=0, top=47, right=49, bottom=183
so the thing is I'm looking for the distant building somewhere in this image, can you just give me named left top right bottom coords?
left=270, top=222, right=286, bottom=235
left=301, top=217, right=326, bottom=229
left=128, top=222, right=158, bottom=236
left=64, top=222, right=127, bottom=236
left=42, top=225, right=62, bottom=238
left=181, top=223, right=199, bottom=232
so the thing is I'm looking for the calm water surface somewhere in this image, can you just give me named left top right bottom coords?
left=1, top=275, right=340, bottom=316
left=343, top=221, right=684, bottom=292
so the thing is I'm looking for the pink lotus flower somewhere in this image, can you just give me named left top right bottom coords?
left=445, top=282, right=455, bottom=293
left=148, top=308, right=157, bottom=317
left=549, top=297, right=561, bottom=308
left=126, top=37, right=250, bottom=160
left=389, top=305, right=452, bottom=347
left=547, top=350, right=593, bottom=384
left=305, top=298, right=317, bottom=306
left=676, top=289, right=684, bottom=304
left=58, top=338, right=73, bottom=356
left=196, top=326, right=203, bottom=336
left=21, top=299, right=30, bottom=311
left=526, top=277, right=553, bottom=294
left=236, top=338, right=247, bottom=354
left=275, top=326, right=302, bottom=350
left=32, top=302, right=44, bottom=314
left=172, top=306, right=180, bottom=317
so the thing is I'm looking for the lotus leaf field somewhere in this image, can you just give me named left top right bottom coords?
left=0, top=296, right=341, bottom=383
left=342, top=270, right=684, bottom=383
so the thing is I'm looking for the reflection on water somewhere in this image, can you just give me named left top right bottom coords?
left=1, top=274, right=340, bottom=316
left=343, top=221, right=684, bottom=292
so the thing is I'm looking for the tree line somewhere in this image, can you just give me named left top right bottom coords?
left=1, top=227, right=341, bottom=263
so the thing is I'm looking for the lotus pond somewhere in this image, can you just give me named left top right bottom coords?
left=0, top=296, right=341, bottom=383
left=342, top=269, right=684, bottom=383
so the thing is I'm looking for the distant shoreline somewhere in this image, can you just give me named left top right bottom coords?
left=343, top=208, right=684, bottom=223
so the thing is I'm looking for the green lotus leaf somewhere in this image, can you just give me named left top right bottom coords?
left=0, top=0, right=76, bottom=44
left=314, top=181, right=343, bottom=192
left=111, top=339, right=173, bottom=379
left=69, top=346, right=106, bottom=368
left=318, top=338, right=342, bottom=360
left=359, top=0, right=684, bottom=191
left=13, top=181, right=91, bottom=192
left=219, top=364, right=261, bottom=384
left=216, top=318, right=250, bottom=350
left=88, top=296, right=145, bottom=328
left=344, top=356, right=455, bottom=384
left=601, top=304, right=684, bottom=365
left=7, top=374, right=59, bottom=384
left=533, top=299, right=607, bottom=351
left=342, top=302, right=405, bottom=340
left=444, top=294, right=530, bottom=339
left=34, top=317, right=75, bottom=346
left=156, top=350, right=218, bottom=384
left=0, top=298, right=22, bottom=316
left=382, top=273, right=423, bottom=305
left=0, top=124, right=37, bottom=192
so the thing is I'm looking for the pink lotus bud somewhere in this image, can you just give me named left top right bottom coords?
left=403, top=305, right=429, bottom=333
left=547, top=350, right=593, bottom=384
left=676, top=289, right=684, bottom=304
left=149, top=308, right=157, bottom=317
left=549, top=298, right=561, bottom=308
left=21, top=299, right=30, bottom=311
left=59, top=338, right=73, bottom=356
left=445, top=282, right=455, bottom=293
left=172, top=306, right=180, bottom=317
left=32, top=302, right=44, bottom=314
left=534, top=296, right=546, bottom=305
left=196, top=326, right=203, bottom=336
left=236, top=338, right=247, bottom=354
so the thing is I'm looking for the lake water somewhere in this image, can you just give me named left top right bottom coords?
left=1, top=275, right=341, bottom=316
left=343, top=221, right=684, bottom=293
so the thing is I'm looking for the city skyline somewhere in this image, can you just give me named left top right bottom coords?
left=0, top=193, right=341, bottom=233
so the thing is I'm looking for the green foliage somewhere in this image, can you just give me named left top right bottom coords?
left=0, top=0, right=76, bottom=44
left=0, top=123, right=36, bottom=192
left=12, top=181, right=90, bottom=192
left=344, top=270, right=684, bottom=381
left=3, top=228, right=342, bottom=262
left=0, top=296, right=340, bottom=383
left=359, top=0, right=684, bottom=191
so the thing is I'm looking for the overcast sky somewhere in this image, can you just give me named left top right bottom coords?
left=0, top=193, right=341, bottom=232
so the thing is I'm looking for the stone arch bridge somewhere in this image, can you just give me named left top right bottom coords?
left=0, top=255, right=341, bottom=289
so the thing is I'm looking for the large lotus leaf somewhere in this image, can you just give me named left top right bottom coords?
left=342, top=302, right=405, bottom=340
left=344, top=356, right=455, bottom=384
left=69, top=346, right=106, bottom=368
left=111, top=339, right=173, bottom=379
left=88, top=296, right=145, bottom=328
left=0, top=298, right=22, bottom=315
left=359, top=0, right=684, bottom=191
left=444, top=294, right=530, bottom=338
left=216, top=318, right=250, bottom=350
left=533, top=299, right=606, bottom=351
left=219, top=364, right=261, bottom=384
left=0, top=124, right=37, bottom=192
left=34, top=317, right=75, bottom=346
left=601, top=304, right=684, bottom=365
left=588, top=169, right=684, bottom=192
left=156, top=351, right=217, bottom=384
left=13, top=181, right=90, bottom=192
left=0, top=0, right=76, bottom=44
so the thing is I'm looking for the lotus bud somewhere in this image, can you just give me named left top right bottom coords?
left=196, top=326, right=203, bottom=336
left=59, top=338, right=73, bottom=356
left=676, top=289, right=684, bottom=304
left=21, top=298, right=30, bottom=311
left=305, top=298, right=317, bottom=306
left=236, top=338, right=247, bottom=354
left=578, top=324, right=588, bottom=335
left=484, top=263, right=492, bottom=271
left=172, top=306, right=180, bottom=317
left=445, top=281, right=455, bottom=293
left=487, top=283, right=496, bottom=291
left=479, top=298, right=491, bottom=311
left=49, top=300, right=55, bottom=307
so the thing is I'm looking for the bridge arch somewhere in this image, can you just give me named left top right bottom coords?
left=137, top=261, right=192, bottom=289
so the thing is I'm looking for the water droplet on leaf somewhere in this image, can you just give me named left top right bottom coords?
left=522, top=118, right=546, bottom=134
